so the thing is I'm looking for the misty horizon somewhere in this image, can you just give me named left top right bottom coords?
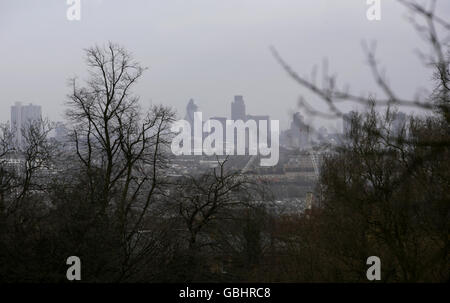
left=2, top=0, right=448, bottom=131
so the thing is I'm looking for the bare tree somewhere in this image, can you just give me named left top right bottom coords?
left=66, top=42, right=175, bottom=281
left=266, top=0, right=450, bottom=282
left=0, top=123, right=15, bottom=213
left=172, top=158, right=252, bottom=250
left=156, top=157, right=273, bottom=281
left=271, top=0, right=449, bottom=126
left=0, top=118, right=54, bottom=217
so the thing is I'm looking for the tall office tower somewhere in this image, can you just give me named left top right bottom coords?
left=291, top=112, right=310, bottom=149
left=231, top=95, right=246, bottom=121
left=392, top=111, right=407, bottom=136
left=247, top=114, right=271, bottom=150
left=184, top=98, right=198, bottom=126
left=291, top=112, right=305, bottom=130
left=11, top=102, right=42, bottom=148
left=208, top=116, right=227, bottom=154
left=55, top=121, right=69, bottom=143
left=342, top=111, right=358, bottom=135
left=317, top=126, right=328, bottom=142
left=184, top=99, right=200, bottom=152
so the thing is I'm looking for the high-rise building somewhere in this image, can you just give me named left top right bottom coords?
left=317, top=126, right=328, bottom=142
left=184, top=99, right=201, bottom=152
left=231, top=95, right=246, bottom=121
left=184, top=98, right=198, bottom=126
left=11, top=102, right=42, bottom=148
left=247, top=114, right=271, bottom=148
left=342, top=111, right=358, bottom=135
left=392, top=111, right=407, bottom=136
left=208, top=116, right=227, bottom=153
left=291, top=112, right=310, bottom=149
left=55, top=122, right=69, bottom=143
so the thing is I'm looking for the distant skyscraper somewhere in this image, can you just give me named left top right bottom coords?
left=317, top=126, right=328, bottom=142
left=343, top=111, right=358, bottom=135
left=291, top=112, right=310, bottom=149
left=184, top=98, right=198, bottom=126
left=11, top=102, right=42, bottom=148
left=184, top=99, right=200, bottom=150
left=209, top=116, right=227, bottom=153
left=392, top=111, right=407, bottom=136
left=231, top=95, right=246, bottom=121
left=247, top=114, right=271, bottom=148
left=291, top=112, right=304, bottom=130
left=55, top=122, right=69, bottom=143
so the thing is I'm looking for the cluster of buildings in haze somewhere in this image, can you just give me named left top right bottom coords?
left=183, top=95, right=345, bottom=152
left=3, top=98, right=408, bottom=213
left=6, top=97, right=408, bottom=151
left=8, top=102, right=68, bottom=149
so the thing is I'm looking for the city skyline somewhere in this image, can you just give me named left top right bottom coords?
left=0, top=0, right=448, bottom=286
left=4, top=97, right=408, bottom=139
left=10, top=101, right=42, bottom=148
left=5, top=96, right=361, bottom=135
left=1, top=0, right=444, bottom=131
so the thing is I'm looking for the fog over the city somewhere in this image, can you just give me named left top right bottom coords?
left=1, top=0, right=449, bottom=130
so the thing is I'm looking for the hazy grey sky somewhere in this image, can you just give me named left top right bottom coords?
left=1, top=0, right=449, bottom=130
